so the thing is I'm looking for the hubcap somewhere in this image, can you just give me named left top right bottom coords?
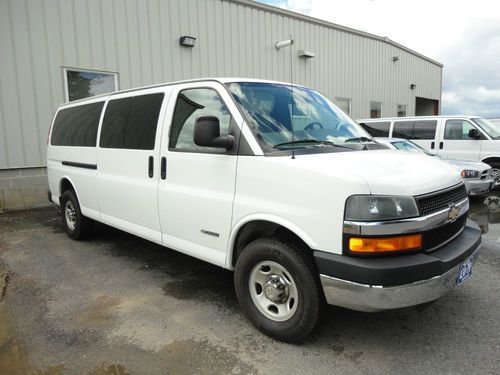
left=65, top=200, right=77, bottom=231
left=249, top=261, right=298, bottom=322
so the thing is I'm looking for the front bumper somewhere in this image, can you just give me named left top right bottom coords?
left=465, top=178, right=494, bottom=196
left=315, top=220, right=481, bottom=312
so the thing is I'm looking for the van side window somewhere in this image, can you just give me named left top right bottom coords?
left=51, top=102, right=104, bottom=146
left=444, top=120, right=477, bottom=140
left=359, top=122, right=390, bottom=137
left=169, top=88, right=231, bottom=151
left=100, top=93, right=164, bottom=150
left=393, top=120, right=437, bottom=139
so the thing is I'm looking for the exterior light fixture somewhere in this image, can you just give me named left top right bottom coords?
left=410, top=84, right=417, bottom=90
left=298, top=50, right=315, bottom=59
left=179, top=35, right=196, bottom=47
left=275, top=39, right=294, bottom=50
left=393, top=56, right=399, bottom=62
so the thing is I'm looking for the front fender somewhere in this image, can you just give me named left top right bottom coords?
left=226, top=213, right=318, bottom=269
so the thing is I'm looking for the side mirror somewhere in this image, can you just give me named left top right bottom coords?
left=468, top=128, right=481, bottom=140
left=194, top=116, right=234, bottom=150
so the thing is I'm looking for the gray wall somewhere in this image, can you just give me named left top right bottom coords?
left=0, top=0, right=442, bottom=170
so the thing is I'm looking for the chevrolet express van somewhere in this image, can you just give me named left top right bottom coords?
left=47, top=79, right=481, bottom=342
left=357, top=116, right=500, bottom=174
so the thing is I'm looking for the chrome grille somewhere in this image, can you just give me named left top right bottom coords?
left=415, top=184, right=467, bottom=216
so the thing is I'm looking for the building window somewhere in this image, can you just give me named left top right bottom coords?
left=333, top=97, right=351, bottom=115
left=63, top=68, right=118, bottom=102
left=370, top=101, right=382, bottom=118
left=397, top=104, right=407, bottom=117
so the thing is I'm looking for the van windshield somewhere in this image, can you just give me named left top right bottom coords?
left=472, top=118, right=500, bottom=139
left=227, top=82, right=371, bottom=152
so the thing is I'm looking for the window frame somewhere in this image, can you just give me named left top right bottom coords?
left=167, top=86, right=236, bottom=155
left=62, top=67, right=119, bottom=103
left=333, top=97, right=352, bottom=115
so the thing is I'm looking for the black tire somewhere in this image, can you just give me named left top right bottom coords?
left=234, top=237, right=321, bottom=342
left=60, top=189, right=92, bottom=240
left=488, top=162, right=500, bottom=190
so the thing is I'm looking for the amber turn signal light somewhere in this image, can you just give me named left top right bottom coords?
left=349, top=234, right=422, bottom=253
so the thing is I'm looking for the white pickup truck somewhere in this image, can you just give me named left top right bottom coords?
left=47, top=78, right=481, bottom=342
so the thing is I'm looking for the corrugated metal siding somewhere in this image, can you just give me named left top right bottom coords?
left=0, top=0, right=442, bottom=169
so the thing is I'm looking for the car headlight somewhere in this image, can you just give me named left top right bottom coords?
left=345, top=195, right=419, bottom=221
left=461, top=170, right=479, bottom=179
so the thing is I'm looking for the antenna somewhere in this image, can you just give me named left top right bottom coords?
left=276, top=36, right=295, bottom=158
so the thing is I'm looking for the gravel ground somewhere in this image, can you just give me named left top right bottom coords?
left=0, top=206, right=499, bottom=375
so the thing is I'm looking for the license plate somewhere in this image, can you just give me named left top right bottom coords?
left=456, top=257, right=473, bottom=285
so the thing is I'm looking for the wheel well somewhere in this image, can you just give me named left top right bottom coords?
left=60, top=178, right=75, bottom=195
left=231, top=220, right=310, bottom=267
left=482, top=157, right=500, bottom=167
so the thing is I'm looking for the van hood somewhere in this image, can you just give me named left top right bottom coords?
left=294, top=150, right=462, bottom=196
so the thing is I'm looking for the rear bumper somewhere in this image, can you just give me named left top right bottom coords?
left=315, top=220, right=481, bottom=312
left=465, top=178, right=494, bottom=196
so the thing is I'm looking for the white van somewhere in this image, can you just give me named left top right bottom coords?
left=357, top=116, right=500, bottom=173
left=47, top=79, right=481, bottom=342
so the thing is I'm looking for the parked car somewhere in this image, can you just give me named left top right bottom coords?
left=374, top=137, right=497, bottom=196
left=488, top=118, right=500, bottom=127
left=357, top=116, right=500, bottom=176
left=47, top=78, right=481, bottom=342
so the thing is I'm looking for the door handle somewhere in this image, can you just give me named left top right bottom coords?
left=148, top=156, right=154, bottom=178
left=439, top=142, right=443, bottom=149
left=161, top=157, right=167, bottom=180
left=431, top=141, right=435, bottom=149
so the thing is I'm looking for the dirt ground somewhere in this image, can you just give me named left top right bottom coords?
left=0, top=205, right=499, bottom=375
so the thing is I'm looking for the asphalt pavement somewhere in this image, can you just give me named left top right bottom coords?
left=0, top=198, right=499, bottom=375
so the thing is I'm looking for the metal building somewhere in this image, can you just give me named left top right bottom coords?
left=0, top=0, right=443, bottom=211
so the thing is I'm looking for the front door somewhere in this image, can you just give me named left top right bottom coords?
left=437, top=119, right=482, bottom=161
left=158, top=82, right=240, bottom=266
left=96, top=88, right=170, bottom=243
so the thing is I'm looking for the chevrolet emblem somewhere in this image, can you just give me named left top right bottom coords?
left=448, top=204, right=460, bottom=222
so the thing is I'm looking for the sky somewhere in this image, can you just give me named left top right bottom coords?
left=259, top=0, right=500, bottom=118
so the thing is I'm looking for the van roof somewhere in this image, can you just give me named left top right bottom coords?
left=357, top=115, right=480, bottom=122
left=58, top=77, right=304, bottom=108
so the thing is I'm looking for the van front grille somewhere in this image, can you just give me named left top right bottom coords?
left=415, top=185, right=467, bottom=216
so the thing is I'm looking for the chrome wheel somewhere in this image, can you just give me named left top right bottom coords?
left=65, top=200, right=77, bottom=231
left=249, top=260, right=299, bottom=322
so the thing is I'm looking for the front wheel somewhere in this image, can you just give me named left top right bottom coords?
left=488, top=162, right=500, bottom=190
left=234, top=238, right=321, bottom=342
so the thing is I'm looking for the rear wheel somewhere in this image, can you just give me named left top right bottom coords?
left=234, top=237, right=321, bottom=342
left=60, top=189, right=92, bottom=240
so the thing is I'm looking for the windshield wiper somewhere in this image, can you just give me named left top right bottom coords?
left=345, top=136, right=374, bottom=143
left=274, top=139, right=351, bottom=150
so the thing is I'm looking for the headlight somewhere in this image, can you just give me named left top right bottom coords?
left=461, top=170, right=479, bottom=179
left=345, top=195, right=419, bottom=221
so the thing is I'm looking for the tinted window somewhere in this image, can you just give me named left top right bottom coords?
left=359, top=121, right=391, bottom=137
left=51, top=102, right=104, bottom=146
left=100, top=97, right=131, bottom=148
left=100, top=93, right=164, bottom=149
left=392, top=121, right=414, bottom=138
left=169, top=88, right=231, bottom=151
left=413, top=120, right=437, bottom=139
left=393, top=120, right=437, bottom=139
left=444, top=120, right=477, bottom=140
left=124, top=94, right=164, bottom=149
